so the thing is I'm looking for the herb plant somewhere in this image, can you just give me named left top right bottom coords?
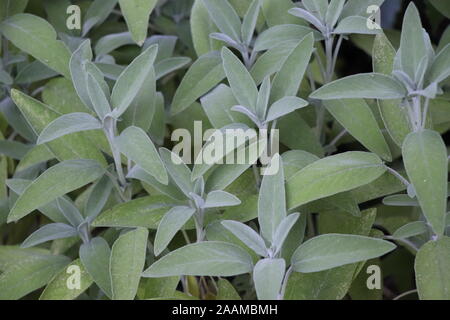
left=0, top=0, right=449, bottom=300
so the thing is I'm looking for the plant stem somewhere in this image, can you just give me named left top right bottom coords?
left=393, top=289, right=418, bottom=300
left=278, top=266, right=293, bottom=300
left=384, top=165, right=410, bottom=188
left=194, top=207, right=205, bottom=242
left=104, top=117, right=127, bottom=189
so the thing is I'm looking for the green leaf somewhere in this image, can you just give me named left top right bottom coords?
left=222, top=47, right=258, bottom=111
left=110, top=228, right=148, bottom=300
left=190, top=0, right=222, bottom=56
left=334, top=16, right=380, bottom=35
left=87, top=73, right=111, bottom=121
left=57, top=198, right=84, bottom=227
left=83, top=0, right=118, bottom=35
left=255, top=76, right=271, bottom=120
left=40, top=259, right=93, bottom=300
left=0, top=140, right=31, bottom=160
left=340, top=0, right=385, bottom=19
left=323, top=99, right=392, bottom=161
left=0, top=0, right=28, bottom=21
left=291, top=234, right=396, bottom=273
left=399, top=3, right=427, bottom=80
left=37, top=113, right=102, bottom=145
left=79, top=237, right=112, bottom=298
left=155, top=57, right=191, bottom=80
left=325, top=0, right=346, bottom=28
left=111, top=45, right=158, bottom=118
left=154, top=206, right=196, bottom=256
left=402, top=130, right=448, bottom=236
left=222, top=220, right=267, bottom=257
left=392, top=221, right=428, bottom=239
left=11, top=89, right=107, bottom=165
left=253, top=24, right=318, bottom=52
left=1, top=14, right=71, bottom=77
left=84, top=174, right=113, bottom=222
left=415, top=237, right=450, bottom=300
left=201, top=84, right=253, bottom=128
left=171, top=52, right=225, bottom=115
left=95, top=32, right=134, bottom=56
left=258, top=154, right=286, bottom=243
left=372, top=33, right=411, bottom=146
left=0, top=249, right=69, bottom=300
left=21, top=223, right=77, bottom=248
left=142, top=241, right=253, bottom=277
left=70, top=40, right=96, bottom=111
left=216, top=278, right=241, bottom=300
left=427, top=44, right=450, bottom=84
left=204, top=191, right=241, bottom=208
left=116, top=126, right=168, bottom=184
left=202, top=0, right=242, bottom=42
left=159, top=148, right=194, bottom=198
left=265, top=97, right=308, bottom=123
left=303, top=0, right=328, bottom=20
left=310, top=73, right=406, bottom=100
left=270, top=33, right=314, bottom=102
left=93, top=195, right=178, bottom=229
left=272, top=213, right=300, bottom=253
left=118, top=0, right=157, bottom=46
left=253, top=258, right=285, bottom=300
left=260, top=0, right=298, bottom=27
left=241, top=0, right=259, bottom=46
left=8, top=159, right=105, bottom=222
left=278, top=112, right=324, bottom=157
left=287, top=152, right=386, bottom=210
left=429, top=0, right=450, bottom=19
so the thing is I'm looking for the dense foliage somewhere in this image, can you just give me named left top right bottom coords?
left=0, top=0, right=449, bottom=300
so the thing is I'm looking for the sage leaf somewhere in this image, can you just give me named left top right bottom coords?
left=402, top=130, right=448, bottom=236
left=110, top=228, right=148, bottom=300
left=323, top=99, right=392, bottom=161
left=171, top=52, right=225, bottom=115
left=154, top=206, right=196, bottom=256
left=415, top=237, right=450, bottom=300
left=241, top=0, right=260, bottom=46
left=79, top=237, right=112, bottom=298
left=399, top=3, right=427, bottom=80
left=334, top=16, right=380, bottom=35
left=253, top=258, right=285, bottom=300
left=258, top=154, right=286, bottom=243
left=392, top=221, right=428, bottom=239
left=1, top=14, right=71, bottom=77
left=111, top=44, right=158, bottom=118
left=37, top=113, right=102, bottom=145
left=222, top=220, right=267, bottom=257
left=222, top=47, right=258, bottom=111
left=142, top=241, right=253, bottom=277
left=0, top=249, right=70, bottom=300
left=291, top=234, right=396, bottom=273
left=265, top=97, right=309, bottom=123
left=118, top=0, right=157, bottom=46
left=202, top=0, right=242, bottom=42
left=204, top=191, right=241, bottom=208
left=8, top=159, right=105, bottom=222
left=21, top=223, right=78, bottom=248
left=310, top=73, right=407, bottom=100
left=116, top=126, right=168, bottom=184
left=373, top=33, right=411, bottom=146
left=40, top=259, right=93, bottom=300
left=286, top=152, right=386, bottom=210
left=270, top=33, right=314, bottom=102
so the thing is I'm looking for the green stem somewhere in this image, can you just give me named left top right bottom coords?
left=104, top=117, right=127, bottom=190
left=278, top=266, right=293, bottom=300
